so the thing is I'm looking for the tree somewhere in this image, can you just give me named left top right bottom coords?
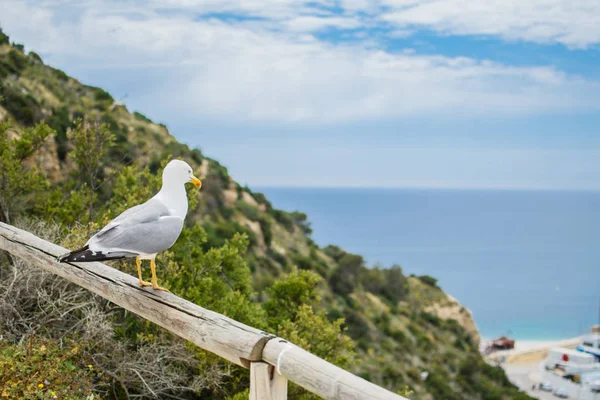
left=68, top=118, right=114, bottom=220
left=0, top=122, right=52, bottom=223
left=328, top=253, right=364, bottom=296
left=263, top=269, right=355, bottom=399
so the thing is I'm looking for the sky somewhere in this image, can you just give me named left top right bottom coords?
left=2, top=0, right=600, bottom=189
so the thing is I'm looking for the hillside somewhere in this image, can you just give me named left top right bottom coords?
left=0, top=29, right=531, bottom=400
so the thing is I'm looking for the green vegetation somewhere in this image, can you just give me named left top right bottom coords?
left=0, top=337, right=96, bottom=399
left=0, top=36, right=532, bottom=400
left=417, top=274, right=439, bottom=288
left=0, top=121, right=51, bottom=223
left=0, top=28, right=9, bottom=45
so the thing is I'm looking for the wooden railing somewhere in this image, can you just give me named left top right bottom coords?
left=0, top=222, right=406, bottom=400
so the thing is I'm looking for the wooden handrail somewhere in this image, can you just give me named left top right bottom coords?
left=0, top=222, right=406, bottom=400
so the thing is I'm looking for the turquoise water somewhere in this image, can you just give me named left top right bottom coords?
left=257, top=188, right=600, bottom=340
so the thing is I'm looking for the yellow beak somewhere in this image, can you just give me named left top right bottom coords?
left=190, top=176, right=202, bottom=188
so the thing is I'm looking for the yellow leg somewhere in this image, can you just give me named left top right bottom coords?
left=136, top=257, right=152, bottom=287
left=150, top=259, right=169, bottom=292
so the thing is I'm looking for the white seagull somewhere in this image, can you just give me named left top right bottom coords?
left=58, top=160, right=202, bottom=291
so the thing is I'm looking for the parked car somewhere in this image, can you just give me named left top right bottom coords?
left=539, top=381, right=553, bottom=391
left=552, top=387, right=568, bottom=398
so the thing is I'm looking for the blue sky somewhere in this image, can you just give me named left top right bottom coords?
left=2, top=0, right=600, bottom=189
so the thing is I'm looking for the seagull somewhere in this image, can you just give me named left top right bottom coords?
left=58, top=160, right=202, bottom=291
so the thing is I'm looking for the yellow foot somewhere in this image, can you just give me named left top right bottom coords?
left=152, top=284, right=170, bottom=292
left=138, top=280, right=152, bottom=287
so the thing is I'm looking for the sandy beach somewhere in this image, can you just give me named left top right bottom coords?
left=484, top=337, right=582, bottom=364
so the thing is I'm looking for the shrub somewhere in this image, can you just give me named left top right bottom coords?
left=0, top=337, right=96, bottom=399
left=8, top=49, right=27, bottom=70
left=0, top=28, right=9, bottom=45
left=343, top=310, right=371, bottom=347
left=361, top=265, right=407, bottom=304
left=418, top=274, right=439, bottom=288
left=28, top=51, right=43, bottom=63
left=426, top=371, right=461, bottom=400
left=1, top=86, right=41, bottom=125
left=329, top=253, right=364, bottom=296
left=258, top=216, right=272, bottom=246
left=270, top=208, right=294, bottom=231
left=250, top=191, right=271, bottom=209
left=46, top=106, right=71, bottom=160
left=93, top=87, right=113, bottom=102
left=133, top=111, right=151, bottom=122
left=52, top=67, right=69, bottom=81
left=421, top=311, right=442, bottom=327
left=190, top=148, right=203, bottom=164
left=237, top=200, right=260, bottom=221
left=263, top=268, right=322, bottom=323
left=0, top=122, right=52, bottom=223
left=291, top=211, right=312, bottom=235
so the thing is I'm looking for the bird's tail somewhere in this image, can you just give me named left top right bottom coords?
left=57, top=245, right=128, bottom=263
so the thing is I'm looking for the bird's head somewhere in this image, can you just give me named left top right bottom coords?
left=163, top=160, right=202, bottom=188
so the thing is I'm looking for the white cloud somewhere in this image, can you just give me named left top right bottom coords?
left=380, top=0, right=600, bottom=49
left=285, top=16, right=361, bottom=33
left=1, top=0, right=599, bottom=124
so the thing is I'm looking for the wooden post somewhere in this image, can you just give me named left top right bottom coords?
left=249, top=362, right=288, bottom=400
left=250, top=362, right=271, bottom=400
left=270, top=370, right=288, bottom=400
left=250, top=361, right=287, bottom=400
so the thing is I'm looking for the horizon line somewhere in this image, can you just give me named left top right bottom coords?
left=249, top=185, right=600, bottom=192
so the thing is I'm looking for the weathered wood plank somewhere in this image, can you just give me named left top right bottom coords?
left=0, top=222, right=272, bottom=368
left=263, top=338, right=404, bottom=400
left=250, top=362, right=272, bottom=400
left=270, top=370, right=288, bottom=400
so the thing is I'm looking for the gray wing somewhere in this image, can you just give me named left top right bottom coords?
left=88, top=198, right=184, bottom=255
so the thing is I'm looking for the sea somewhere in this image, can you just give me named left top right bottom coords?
left=257, top=187, right=600, bottom=341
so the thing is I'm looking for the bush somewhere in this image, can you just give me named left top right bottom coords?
left=8, top=49, right=27, bottom=70
left=329, top=253, right=364, bottom=296
left=46, top=106, right=71, bottom=160
left=28, top=51, right=43, bottom=63
left=270, top=208, right=294, bottom=231
left=133, top=111, right=151, bottom=122
left=190, top=148, right=203, bottom=164
left=258, top=216, right=272, bottom=246
left=237, top=200, right=260, bottom=221
left=426, top=371, right=461, bottom=400
left=421, top=311, right=442, bottom=327
left=52, top=67, right=69, bottom=81
left=250, top=191, right=271, bottom=209
left=343, top=310, right=371, bottom=347
left=1, top=87, right=42, bottom=125
left=361, top=265, right=407, bottom=304
left=0, top=28, right=9, bottom=45
left=418, top=274, right=439, bottom=288
left=0, top=337, right=96, bottom=399
left=93, top=87, right=113, bottom=103
left=291, top=211, right=312, bottom=235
